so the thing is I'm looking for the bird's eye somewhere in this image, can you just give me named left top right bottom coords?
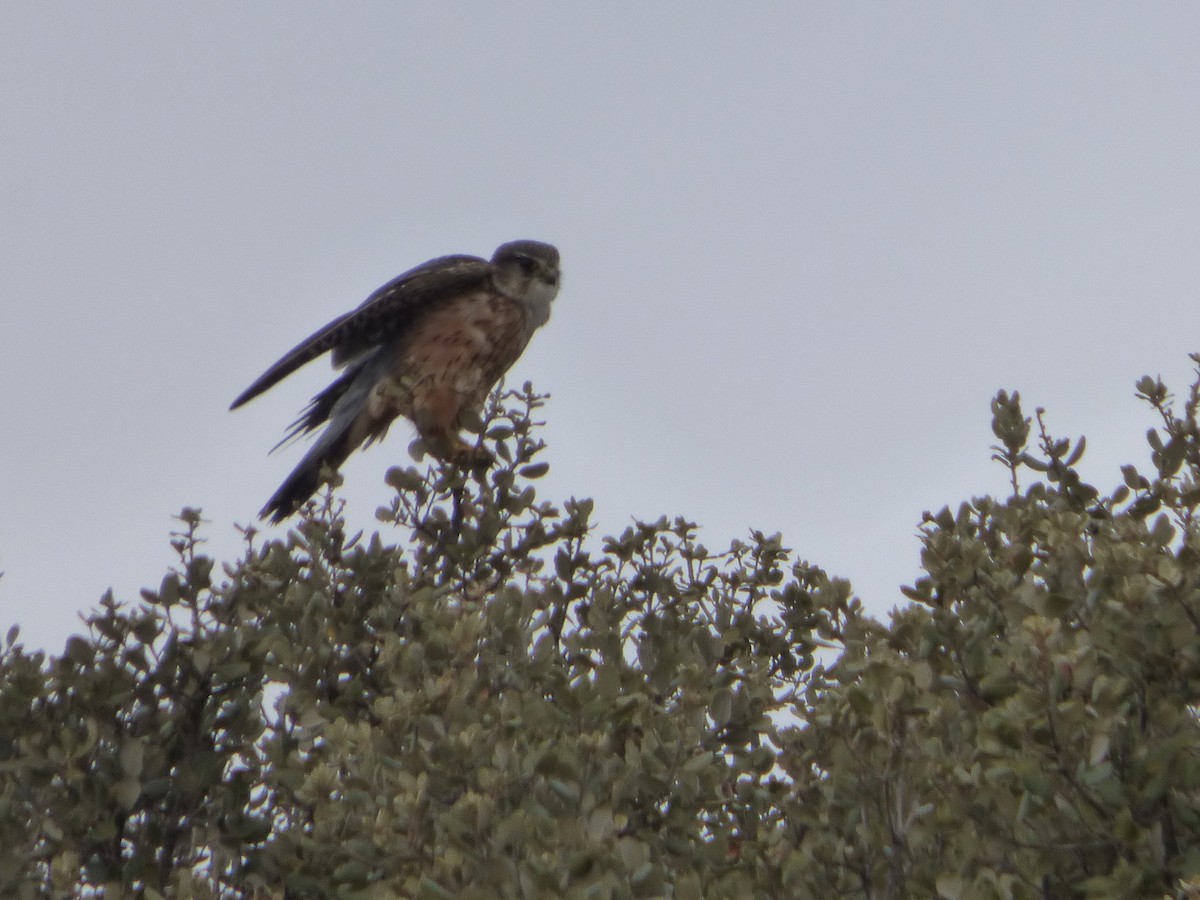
left=517, top=256, right=537, bottom=274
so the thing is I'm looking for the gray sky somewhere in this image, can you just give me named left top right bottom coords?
left=4, top=5, right=1200, bottom=653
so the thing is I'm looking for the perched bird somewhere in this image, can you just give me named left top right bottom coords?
left=231, top=240, right=560, bottom=522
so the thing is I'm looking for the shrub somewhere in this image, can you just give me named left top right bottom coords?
left=4, top=368, right=1200, bottom=899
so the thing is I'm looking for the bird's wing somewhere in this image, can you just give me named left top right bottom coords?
left=230, top=254, right=489, bottom=410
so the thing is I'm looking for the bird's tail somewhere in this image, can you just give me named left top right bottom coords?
left=258, top=364, right=375, bottom=523
left=259, top=421, right=357, bottom=523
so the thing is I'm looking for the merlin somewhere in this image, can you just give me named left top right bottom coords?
left=231, top=240, right=561, bottom=522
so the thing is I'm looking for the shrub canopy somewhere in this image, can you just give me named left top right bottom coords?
left=4, top=373, right=1200, bottom=899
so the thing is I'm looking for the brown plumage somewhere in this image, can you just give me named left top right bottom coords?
left=231, top=240, right=560, bottom=522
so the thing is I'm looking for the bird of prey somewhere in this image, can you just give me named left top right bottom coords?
left=231, top=240, right=560, bottom=522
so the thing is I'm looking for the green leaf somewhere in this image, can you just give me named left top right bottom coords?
left=936, top=873, right=964, bottom=899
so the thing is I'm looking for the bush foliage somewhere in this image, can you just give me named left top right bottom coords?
left=3, top=371, right=1200, bottom=898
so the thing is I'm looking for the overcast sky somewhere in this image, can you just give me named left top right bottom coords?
left=4, top=5, right=1200, bottom=653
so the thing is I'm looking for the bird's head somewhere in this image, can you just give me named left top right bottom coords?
left=491, top=240, right=560, bottom=327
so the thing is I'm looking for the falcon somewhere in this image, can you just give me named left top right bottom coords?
left=231, top=240, right=560, bottom=522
